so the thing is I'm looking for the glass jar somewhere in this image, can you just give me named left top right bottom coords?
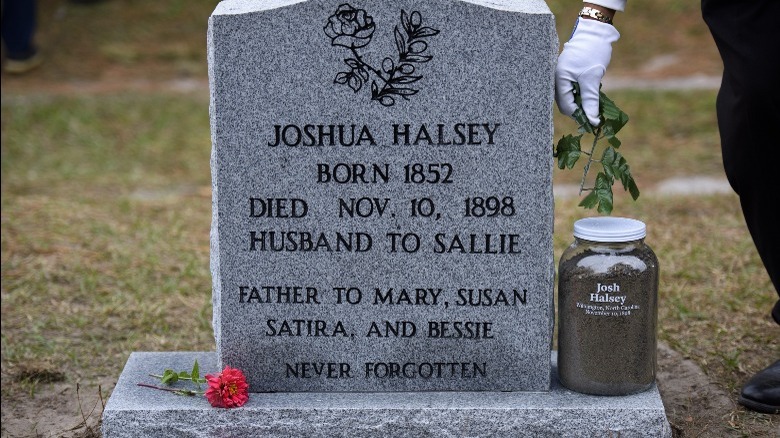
left=557, top=217, right=659, bottom=395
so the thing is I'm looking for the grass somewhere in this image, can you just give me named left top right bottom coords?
left=2, top=90, right=777, bottom=437
left=1, top=0, right=777, bottom=435
left=553, top=89, right=723, bottom=189
left=22, top=0, right=721, bottom=86
left=1, top=95, right=211, bottom=191
left=31, top=0, right=211, bottom=83
left=1, top=94, right=215, bottom=389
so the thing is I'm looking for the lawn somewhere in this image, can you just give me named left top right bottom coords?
left=1, top=0, right=778, bottom=436
left=2, top=89, right=778, bottom=436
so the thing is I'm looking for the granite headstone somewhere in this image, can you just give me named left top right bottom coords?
left=208, top=0, right=557, bottom=392
left=102, top=351, right=673, bottom=437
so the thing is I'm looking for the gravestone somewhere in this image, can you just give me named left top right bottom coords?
left=102, top=1, right=672, bottom=435
left=208, top=0, right=557, bottom=392
left=101, top=351, right=672, bottom=437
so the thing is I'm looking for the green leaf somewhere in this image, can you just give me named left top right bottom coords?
left=600, top=147, right=641, bottom=200
left=600, top=146, right=618, bottom=182
left=571, top=82, right=594, bottom=134
left=603, top=147, right=626, bottom=178
left=599, top=90, right=624, bottom=121
left=579, top=172, right=614, bottom=215
left=560, top=83, right=635, bottom=213
left=161, top=369, right=178, bottom=385
left=191, top=360, right=199, bottom=382
left=572, top=109, right=594, bottom=134
left=579, top=190, right=599, bottom=209
left=603, top=112, right=629, bottom=136
left=555, top=134, right=583, bottom=169
left=599, top=90, right=629, bottom=135
left=627, top=175, right=640, bottom=200
left=616, top=163, right=640, bottom=200
left=597, top=196, right=614, bottom=215
left=178, top=371, right=190, bottom=378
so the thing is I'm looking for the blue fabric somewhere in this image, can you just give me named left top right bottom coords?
left=2, top=0, right=38, bottom=59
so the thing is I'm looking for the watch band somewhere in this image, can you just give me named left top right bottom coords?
left=579, top=6, right=613, bottom=25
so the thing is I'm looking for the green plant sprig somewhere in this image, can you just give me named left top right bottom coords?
left=555, top=82, right=639, bottom=215
left=148, top=360, right=206, bottom=389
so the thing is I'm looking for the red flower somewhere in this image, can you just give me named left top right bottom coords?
left=204, top=366, right=249, bottom=408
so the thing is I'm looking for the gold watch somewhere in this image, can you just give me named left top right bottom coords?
left=579, top=6, right=613, bottom=25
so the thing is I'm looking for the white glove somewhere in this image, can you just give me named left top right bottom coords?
left=555, top=18, right=620, bottom=127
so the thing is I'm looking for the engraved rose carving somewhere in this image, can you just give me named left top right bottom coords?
left=324, top=5, right=439, bottom=106
left=324, top=4, right=376, bottom=49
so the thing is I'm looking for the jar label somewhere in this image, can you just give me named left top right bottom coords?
left=574, top=282, right=641, bottom=317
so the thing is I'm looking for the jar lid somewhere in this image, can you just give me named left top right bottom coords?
left=573, top=217, right=646, bottom=242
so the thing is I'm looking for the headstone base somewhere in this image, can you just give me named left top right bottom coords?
left=102, top=351, right=671, bottom=437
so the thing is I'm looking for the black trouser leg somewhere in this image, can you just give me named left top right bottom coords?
left=702, top=0, right=780, bottom=325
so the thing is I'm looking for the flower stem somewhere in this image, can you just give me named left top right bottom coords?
left=138, top=383, right=203, bottom=397
left=579, top=126, right=602, bottom=196
left=137, top=383, right=180, bottom=393
left=150, top=373, right=190, bottom=381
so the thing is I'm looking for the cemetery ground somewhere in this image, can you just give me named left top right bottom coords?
left=1, top=0, right=778, bottom=437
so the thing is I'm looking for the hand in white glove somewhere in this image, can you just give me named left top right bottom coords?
left=555, top=18, right=620, bottom=127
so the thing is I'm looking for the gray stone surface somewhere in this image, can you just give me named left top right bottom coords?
left=102, top=351, right=672, bottom=437
left=208, top=0, right=557, bottom=392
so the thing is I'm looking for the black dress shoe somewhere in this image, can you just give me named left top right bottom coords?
left=739, top=360, right=780, bottom=414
